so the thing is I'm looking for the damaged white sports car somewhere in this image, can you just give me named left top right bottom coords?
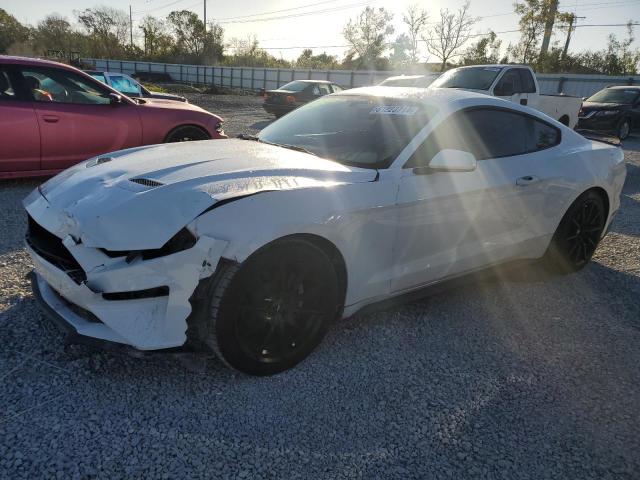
left=25, top=88, right=626, bottom=375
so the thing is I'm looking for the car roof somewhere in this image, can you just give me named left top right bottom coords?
left=0, top=55, right=79, bottom=71
left=383, top=74, right=437, bottom=81
left=606, top=85, right=640, bottom=90
left=286, top=79, right=333, bottom=84
left=333, top=85, right=549, bottom=116
left=449, top=64, right=530, bottom=70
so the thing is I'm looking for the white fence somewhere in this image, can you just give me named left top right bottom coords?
left=85, top=58, right=640, bottom=98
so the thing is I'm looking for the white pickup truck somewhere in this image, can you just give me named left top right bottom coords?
left=430, top=65, right=582, bottom=128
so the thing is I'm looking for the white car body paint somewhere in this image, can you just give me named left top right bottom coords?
left=24, top=88, right=626, bottom=350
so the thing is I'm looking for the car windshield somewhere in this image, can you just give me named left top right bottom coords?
left=431, top=67, right=502, bottom=90
left=258, top=95, right=435, bottom=169
left=88, top=72, right=107, bottom=84
left=587, top=88, right=640, bottom=104
left=278, top=81, right=310, bottom=92
left=381, top=77, right=422, bottom=87
left=109, top=75, right=141, bottom=95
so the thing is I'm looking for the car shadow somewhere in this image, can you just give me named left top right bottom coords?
left=250, top=119, right=273, bottom=131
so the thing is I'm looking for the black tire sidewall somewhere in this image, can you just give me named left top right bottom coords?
left=213, top=239, right=340, bottom=376
left=166, top=126, right=210, bottom=143
left=545, top=190, right=606, bottom=273
left=618, top=118, right=631, bottom=140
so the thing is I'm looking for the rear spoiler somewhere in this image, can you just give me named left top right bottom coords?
left=575, top=129, right=621, bottom=147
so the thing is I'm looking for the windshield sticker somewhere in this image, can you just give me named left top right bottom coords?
left=483, top=67, right=501, bottom=71
left=370, top=105, right=419, bottom=115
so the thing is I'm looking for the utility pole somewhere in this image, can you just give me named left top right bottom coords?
left=203, top=0, right=207, bottom=34
left=129, top=5, right=133, bottom=46
left=562, top=15, right=585, bottom=60
left=540, top=0, right=558, bottom=57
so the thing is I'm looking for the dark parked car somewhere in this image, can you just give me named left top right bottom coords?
left=85, top=70, right=187, bottom=102
left=263, top=80, right=343, bottom=117
left=577, top=86, right=640, bottom=140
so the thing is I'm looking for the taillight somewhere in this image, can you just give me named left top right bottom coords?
left=285, top=95, right=296, bottom=104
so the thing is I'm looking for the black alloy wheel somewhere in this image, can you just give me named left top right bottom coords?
left=210, top=239, right=340, bottom=375
left=544, top=190, right=606, bottom=273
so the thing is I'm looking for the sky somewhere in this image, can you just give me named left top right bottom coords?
left=3, top=0, right=640, bottom=61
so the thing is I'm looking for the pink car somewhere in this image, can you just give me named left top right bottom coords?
left=0, top=56, right=226, bottom=179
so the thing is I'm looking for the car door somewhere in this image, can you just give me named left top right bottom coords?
left=493, top=69, right=528, bottom=107
left=390, top=107, right=550, bottom=294
left=516, top=68, right=538, bottom=108
left=18, top=66, right=143, bottom=171
left=0, top=65, right=41, bottom=174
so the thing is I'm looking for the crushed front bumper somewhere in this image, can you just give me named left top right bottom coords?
left=25, top=225, right=227, bottom=351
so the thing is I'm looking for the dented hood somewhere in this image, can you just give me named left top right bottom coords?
left=26, top=139, right=377, bottom=251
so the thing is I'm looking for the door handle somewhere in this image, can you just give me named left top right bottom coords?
left=520, top=98, right=528, bottom=106
left=42, top=115, right=59, bottom=123
left=516, top=175, right=540, bottom=186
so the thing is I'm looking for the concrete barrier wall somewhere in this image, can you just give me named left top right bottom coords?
left=85, top=58, right=640, bottom=98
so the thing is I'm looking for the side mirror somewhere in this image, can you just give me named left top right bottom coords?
left=109, top=93, right=123, bottom=105
left=427, top=149, right=477, bottom=172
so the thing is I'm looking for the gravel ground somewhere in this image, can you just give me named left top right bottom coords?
left=0, top=95, right=639, bottom=479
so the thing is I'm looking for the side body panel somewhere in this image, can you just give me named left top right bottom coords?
left=191, top=173, right=400, bottom=309
left=36, top=102, right=143, bottom=170
left=0, top=99, right=41, bottom=173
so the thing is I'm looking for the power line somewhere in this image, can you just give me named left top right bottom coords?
left=255, top=22, right=640, bottom=51
left=218, top=1, right=377, bottom=24
left=217, top=0, right=343, bottom=21
left=132, top=0, right=190, bottom=15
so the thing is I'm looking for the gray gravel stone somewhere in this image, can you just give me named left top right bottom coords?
left=0, top=94, right=639, bottom=479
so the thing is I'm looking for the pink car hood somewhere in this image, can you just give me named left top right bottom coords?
left=24, top=139, right=377, bottom=250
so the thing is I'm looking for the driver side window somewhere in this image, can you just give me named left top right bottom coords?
left=495, top=70, right=522, bottom=95
left=407, top=108, right=529, bottom=167
left=20, top=68, right=111, bottom=105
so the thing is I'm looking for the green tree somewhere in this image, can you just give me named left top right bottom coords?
left=0, top=8, right=30, bottom=54
left=343, top=7, right=394, bottom=69
left=75, top=7, right=129, bottom=58
left=295, top=49, right=340, bottom=69
left=511, top=0, right=568, bottom=64
left=32, top=15, right=80, bottom=56
left=167, top=10, right=206, bottom=57
left=139, top=16, right=175, bottom=59
left=461, top=31, right=502, bottom=65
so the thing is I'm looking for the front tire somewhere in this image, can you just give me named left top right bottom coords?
left=206, top=239, right=340, bottom=376
left=165, top=125, right=210, bottom=143
left=542, top=190, right=606, bottom=273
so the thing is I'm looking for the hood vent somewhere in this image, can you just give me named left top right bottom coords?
left=130, top=178, right=164, bottom=188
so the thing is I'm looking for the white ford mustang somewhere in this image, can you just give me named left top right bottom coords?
left=24, top=87, right=626, bottom=375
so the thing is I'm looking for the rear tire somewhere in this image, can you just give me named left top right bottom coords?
left=205, top=239, right=340, bottom=376
left=617, top=118, right=631, bottom=140
left=542, top=190, right=606, bottom=274
left=165, top=125, right=210, bottom=143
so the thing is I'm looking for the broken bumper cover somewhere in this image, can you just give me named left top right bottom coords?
left=25, top=233, right=227, bottom=351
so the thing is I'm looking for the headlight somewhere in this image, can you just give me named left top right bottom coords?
left=102, top=227, right=197, bottom=262
left=596, top=110, right=619, bottom=116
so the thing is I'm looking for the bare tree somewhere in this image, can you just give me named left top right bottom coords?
left=343, top=7, right=394, bottom=69
left=402, top=4, right=429, bottom=64
left=423, top=2, right=477, bottom=71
